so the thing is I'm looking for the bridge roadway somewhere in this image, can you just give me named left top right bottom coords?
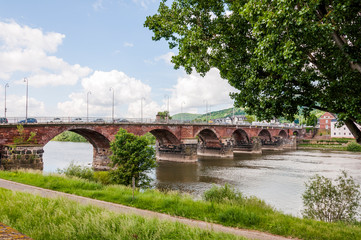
left=0, top=122, right=306, bottom=170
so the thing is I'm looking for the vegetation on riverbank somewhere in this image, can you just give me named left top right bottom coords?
left=52, top=131, right=87, bottom=142
left=0, top=170, right=360, bottom=240
left=0, top=188, right=242, bottom=240
left=298, top=138, right=361, bottom=152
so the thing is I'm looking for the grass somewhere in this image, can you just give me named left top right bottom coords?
left=297, top=143, right=348, bottom=151
left=0, top=170, right=361, bottom=240
left=0, top=188, right=244, bottom=240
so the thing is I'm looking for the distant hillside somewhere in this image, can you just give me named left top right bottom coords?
left=172, top=113, right=202, bottom=121
left=173, top=108, right=245, bottom=122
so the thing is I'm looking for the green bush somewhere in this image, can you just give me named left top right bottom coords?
left=346, top=142, right=361, bottom=152
left=93, top=171, right=112, bottom=185
left=57, top=161, right=94, bottom=181
left=203, top=184, right=240, bottom=203
left=302, top=171, right=361, bottom=222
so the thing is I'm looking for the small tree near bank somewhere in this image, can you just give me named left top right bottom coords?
left=302, top=171, right=361, bottom=222
left=109, top=129, right=156, bottom=188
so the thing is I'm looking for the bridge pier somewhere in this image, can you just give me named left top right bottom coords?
left=233, top=137, right=262, bottom=155
left=156, top=140, right=198, bottom=162
left=0, top=145, right=43, bottom=170
left=92, top=147, right=112, bottom=171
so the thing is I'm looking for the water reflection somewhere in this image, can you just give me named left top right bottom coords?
left=43, top=141, right=361, bottom=216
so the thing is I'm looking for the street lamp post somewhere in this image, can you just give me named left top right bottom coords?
left=110, top=87, right=114, bottom=122
left=141, top=97, right=145, bottom=122
left=164, top=95, right=170, bottom=123
left=24, top=78, right=28, bottom=122
left=4, top=83, right=9, bottom=118
left=203, top=100, right=208, bottom=123
left=181, top=101, right=185, bottom=122
left=87, top=91, right=91, bottom=122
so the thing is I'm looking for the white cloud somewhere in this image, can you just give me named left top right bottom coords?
left=132, top=0, right=155, bottom=9
left=57, top=70, right=160, bottom=118
left=92, top=0, right=104, bottom=11
left=167, top=68, right=238, bottom=114
left=155, top=52, right=175, bottom=65
left=0, top=21, right=92, bottom=86
left=123, top=42, right=134, bottom=48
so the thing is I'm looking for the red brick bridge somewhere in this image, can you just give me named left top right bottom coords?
left=0, top=123, right=305, bottom=170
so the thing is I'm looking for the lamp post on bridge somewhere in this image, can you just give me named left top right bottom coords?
left=164, top=94, right=170, bottom=123
left=140, top=97, right=145, bottom=123
left=24, top=78, right=28, bottom=123
left=110, top=87, right=114, bottom=122
left=4, top=83, right=9, bottom=118
left=203, top=100, right=208, bottom=123
left=181, top=101, right=185, bottom=123
left=87, top=91, right=91, bottom=122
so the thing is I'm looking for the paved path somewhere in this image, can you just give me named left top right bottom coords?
left=0, top=178, right=297, bottom=240
left=0, top=222, right=32, bottom=240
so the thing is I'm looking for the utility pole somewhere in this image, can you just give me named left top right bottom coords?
left=4, top=83, right=9, bottom=118
left=24, top=78, right=28, bottom=122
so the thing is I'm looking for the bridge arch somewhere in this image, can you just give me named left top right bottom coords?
left=232, top=129, right=250, bottom=145
left=258, top=129, right=272, bottom=141
left=148, top=129, right=181, bottom=145
left=293, top=130, right=300, bottom=136
left=278, top=130, right=288, bottom=138
left=196, top=128, right=221, bottom=148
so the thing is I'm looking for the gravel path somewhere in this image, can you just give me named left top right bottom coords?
left=0, top=178, right=297, bottom=240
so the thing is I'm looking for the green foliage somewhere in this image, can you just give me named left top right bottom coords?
left=145, top=1, right=361, bottom=137
left=57, top=161, right=94, bottom=181
left=244, top=115, right=255, bottom=124
left=0, top=189, right=241, bottom=240
left=110, top=129, right=156, bottom=187
left=171, top=113, right=202, bottom=121
left=13, top=125, right=37, bottom=145
left=302, top=171, right=361, bottom=222
left=157, top=111, right=172, bottom=120
left=1, top=170, right=361, bottom=240
left=143, top=132, right=156, bottom=145
left=52, top=131, right=87, bottom=142
left=203, top=184, right=240, bottom=203
left=306, top=114, right=318, bottom=126
left=93, top=171, right=112, bottom=185
left=347, top=142, right=361, bottom=152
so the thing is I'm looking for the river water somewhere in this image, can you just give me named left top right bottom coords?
left=43, top=141, right=361, bottom=217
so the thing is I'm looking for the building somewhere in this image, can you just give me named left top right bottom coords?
left=319, top=112, right=336, bottom=130
left=331, top=119, right=360, bottom=138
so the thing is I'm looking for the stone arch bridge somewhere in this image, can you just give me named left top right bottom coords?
left=0, top=123, right=305, bottom=170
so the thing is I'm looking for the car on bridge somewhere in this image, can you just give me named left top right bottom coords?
left=18, top=118, right=37, bottom=124
left=0, top=118, right=8, bottom=124
left=72, top=118, right=83, bottom=122
left=93, top=118, right=105, bottom=123
left=114, top=118, right=129, bottom=123
left=50, top=118, right=62, bottom=123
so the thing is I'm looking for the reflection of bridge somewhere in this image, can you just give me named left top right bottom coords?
left=0, top=123, right=306, bottom=170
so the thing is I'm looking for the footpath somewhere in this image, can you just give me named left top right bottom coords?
left=0, top=178, right=296, bottom=240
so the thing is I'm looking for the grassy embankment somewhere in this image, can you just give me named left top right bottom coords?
left=0, top=188, right=243, bottom=240
left=298, top=138, right=361, bottom=152
left=0, top=171, right=360, bottom=240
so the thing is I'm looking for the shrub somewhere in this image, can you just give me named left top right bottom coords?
left=93, top=171, right=112, bottom=185
left=346, top=142, right=361, bottom=152
left=57, top=161, right=94, bottom=181
left=302, top=171, right=361, bottom=222
left=203, top=184, right=240, bottom=203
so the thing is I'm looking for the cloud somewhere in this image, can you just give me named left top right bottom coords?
left=123, top=42, right=134, bottom=48
left=155, top=52, right=175, bottom=65
left=0, top=21, right=92, bottom=86
left=92, top=0, right=104, bottom=11
left=57, top=70, right=160, bottom=118
left=167, top=68, right=238, bottom=114
left=132, top=0, right=155, bottom=9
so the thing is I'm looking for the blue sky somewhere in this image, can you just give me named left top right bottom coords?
left=0, top=0, right=236, bottom=119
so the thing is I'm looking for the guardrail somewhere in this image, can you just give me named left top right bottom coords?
left=0, top=117, right=307, bottom=129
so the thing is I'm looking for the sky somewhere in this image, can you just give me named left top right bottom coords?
left=0, top=0, right=237, bottom=120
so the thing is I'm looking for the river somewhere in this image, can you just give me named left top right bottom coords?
left=43, top=141, right=361, bottom=217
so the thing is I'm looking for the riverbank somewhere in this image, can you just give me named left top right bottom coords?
left=0, top=170, right=360, bottom=240
left=0, top=187, right=244, bottom=240
left=297, top=138, right=361, bottom=152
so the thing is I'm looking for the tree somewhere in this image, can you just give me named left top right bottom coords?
left=157, top=111, right=172, bottom=120
left=306, top=113, right=318, bottom=127
left=302, top=171, right=361, bottom=222
left=109, top=129, right=156, bottom=187
left=245, top=115, right=255, bottom=124
left=145, top=0, right=361, bottom=143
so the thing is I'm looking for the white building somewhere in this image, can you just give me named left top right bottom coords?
left=331, top=119, right=360, bottom=138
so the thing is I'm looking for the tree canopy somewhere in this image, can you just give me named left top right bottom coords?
left=110, top=129, right=156, bottom=187
left=145, top=0, right=361, bottom=143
